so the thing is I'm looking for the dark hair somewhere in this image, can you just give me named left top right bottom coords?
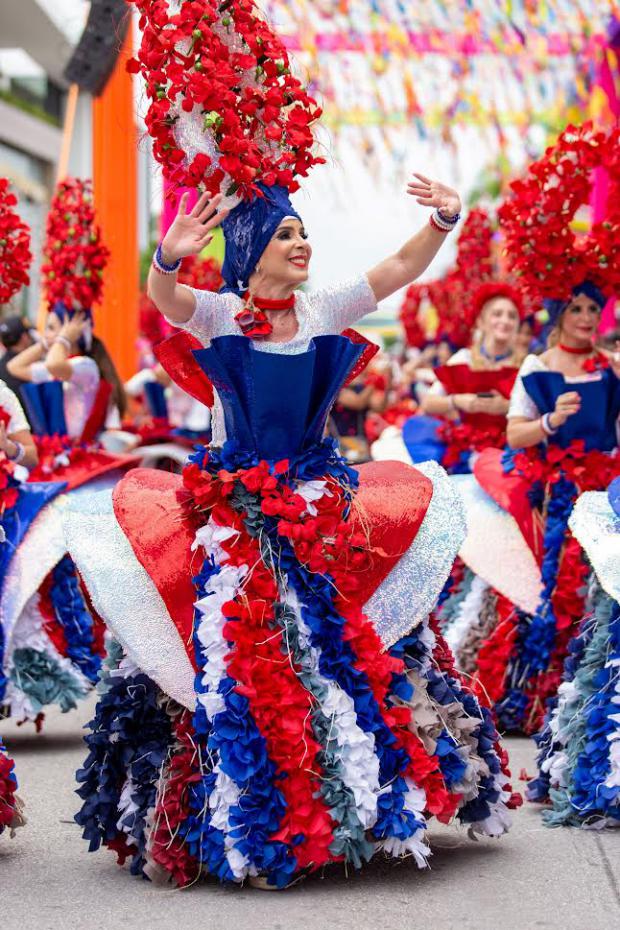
left=88, top=335, right=127, bottom=418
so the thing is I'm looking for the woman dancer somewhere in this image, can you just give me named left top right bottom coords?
left=0, top=176, right=32, bottom=833
left=374, top=282, right=524, bottom=471
left=0, top=372, right=109, bottom=726
left=418, top=281, right=525, bottom=471
left=7, top=179, right=133, bottom=489
left=0, top=180, right=133, bottom=727
left=68, top=0, right=517, bottom=889
left=438, top=124, right=620, bottom=734
left=486, top=284, right=620, bottom=733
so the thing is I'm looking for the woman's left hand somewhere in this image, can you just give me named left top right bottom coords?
left=407, top=173, right=461, bottom=218
left=59, top=310, right=89, bottom=345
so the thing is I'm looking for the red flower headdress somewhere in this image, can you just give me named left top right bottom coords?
left=400, top=208, right=532, bottom=347
left=466, top=281, right=526, bottom=329
left=400, top=208, right=497, bottom=348
left=127, top=0, right=324, bottom=202
left=0, top=178, right=32, bottom=305
left=41, top=178, right=110, bottom=312
left=399, top=283, right=428, bottom=349
left=498, top=122, right=620, bottom=305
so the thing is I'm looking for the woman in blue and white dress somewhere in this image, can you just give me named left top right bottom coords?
left=438, top=282, right=620, bottom=735
left=64, top=176, right=520, bottom=888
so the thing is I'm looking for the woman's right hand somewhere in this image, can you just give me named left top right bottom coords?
left=549, top=390, right=581, bottom=429
left=160, top=191, right=228, bottom=264
left=452, top=393, right=478, bottom=414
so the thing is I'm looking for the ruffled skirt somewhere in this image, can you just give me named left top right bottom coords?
left=0, top=738, right=22, bottom=836
left=528, top=491, right=620, bottom=825
left=72, top=442, right=518, bottom=886
left=438, top=450, right=618, bottom=734
left=1, top=490, right=107, bottom=726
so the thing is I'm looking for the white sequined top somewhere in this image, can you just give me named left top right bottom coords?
left=30, top=356, right=101, bottom=439
left=167, top=275, right=378, bottom=444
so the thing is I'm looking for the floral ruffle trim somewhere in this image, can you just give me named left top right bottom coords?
left=529, top=582, right=620, bottom=826
left=0, top=739, right=19, bottom=834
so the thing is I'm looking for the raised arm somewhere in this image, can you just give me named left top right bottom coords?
left=6, top=341, right=46, bottom=382
left=367, top=175, right=461, bottom=304
left=147, top=192, right=228, bottom=323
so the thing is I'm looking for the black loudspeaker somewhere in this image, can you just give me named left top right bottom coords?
left=63, top=0, right=130, bottom=96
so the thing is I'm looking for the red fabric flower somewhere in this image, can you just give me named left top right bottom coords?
left=438, top=419, right=507, bottom=468
left=41, top=178, right=109, bottom=312
left=233, top=306, right=272, bottom=339
left=499, top=122, right=620, bottom=304
left=128, top=0, right=324, bottom=199
left=582, top=352, right=610, bottom=373
left=0, top=178, right=32, bottom=304
left=0, top=748, right=18, bottom=829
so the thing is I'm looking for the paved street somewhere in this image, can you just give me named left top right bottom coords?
left=2, top=697, right=619, bottom=930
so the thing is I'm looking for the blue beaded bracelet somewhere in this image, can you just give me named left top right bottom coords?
left=154, top=242, right=181, bottom=274
left=436, top=208, right=461, bottom=226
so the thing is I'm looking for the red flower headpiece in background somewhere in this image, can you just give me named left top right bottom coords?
left=128, top=0, right=324, bottom=201
left=399, top=283, right=428, bottom=349
left=498, top=122, right=620, bottom=305
left=0, top=178, right=32, bottom=305
left=467, top=281, right=526, bottom=329
left=400, top=208, right=498, bottom=349
left=41, top=178, right=110, bottom=312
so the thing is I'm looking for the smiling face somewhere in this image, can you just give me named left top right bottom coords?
left=559, top=292, right=602, bottom=345
left=479, top=297, right=521, bottom=347
left=254, top=217, right=312, bottom=289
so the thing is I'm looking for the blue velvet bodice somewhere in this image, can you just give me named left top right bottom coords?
left=522, top=368, right=620, bottom=451
left=20, top=381, right=67, bottom=437
left=192, top=334, right=365, bottom=460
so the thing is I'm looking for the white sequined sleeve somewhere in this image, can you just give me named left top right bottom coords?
left=0, top=382, right=29, bottom=433
left=162, top=287, right=239, bottom=345
left=305, top=274, right=378, bottom=334
left=507, top=354, right=545, bottom=420
left=29, top=356, right=99, bottom=390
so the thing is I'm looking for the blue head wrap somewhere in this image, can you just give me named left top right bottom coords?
left=220, top=184, right=301, bottom=295
left=543, top=280, right=607, bottom=328
left=49, top=301, right=93, bottom=351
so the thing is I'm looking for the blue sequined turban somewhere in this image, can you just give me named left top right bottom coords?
left=543, top=280, right=607, bottom=328
left=221, top=184, right=301, bottom=295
